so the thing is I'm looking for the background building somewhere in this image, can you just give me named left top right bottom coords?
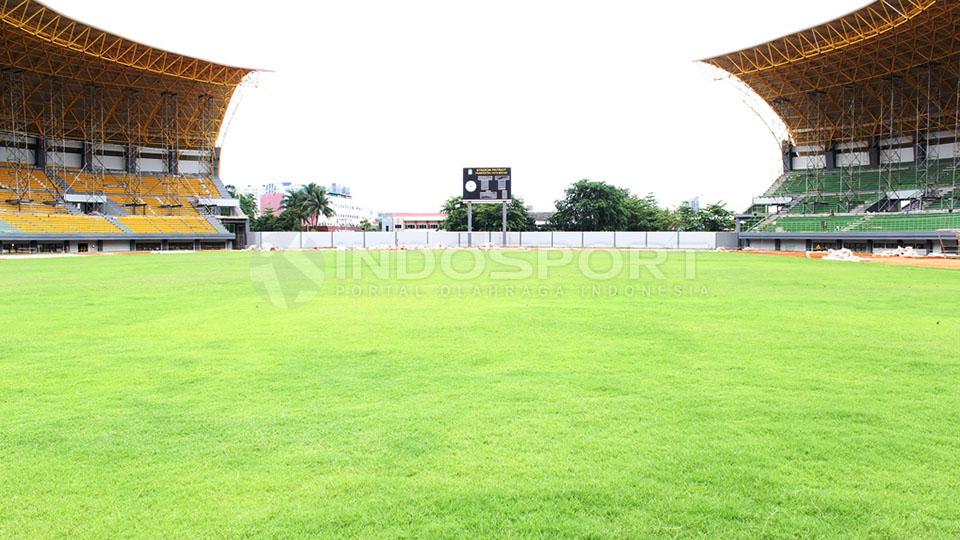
left=254, top=182, right=377, bottom=228
left=380, top=213, right=447, bottom=231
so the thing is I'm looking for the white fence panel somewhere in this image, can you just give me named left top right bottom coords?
left=430, top=232, right=461, bottom=247
left=520, top=232, right=552, bottom=247
left=464, top=232, right=491, bottom=246
left=488, top=232, right=509, bottom=247
left=616, top=232, right=647, bottom=248
left=553, top=232, right=583, bottom=248
left=301, top=232, right=332, bottom=249
left=397, top=231, right=430, bottom=246
left=679, top=232, right=716, bottom=250
left=647, top=232, right=679, bottom=249
left=365, top=232, right=396, bottom=248
left=261, top=232, right=300, bottom=249
left=250, top=231, right=734, bottom=251
left=333, top=231, right=365, bottom=248
left=583, top=232, right=615, bottom=247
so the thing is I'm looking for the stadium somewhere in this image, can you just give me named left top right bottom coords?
left=0, top=0, right=250, bottom=254
left=0, top=1, right=958, bottom=538
left=706, top=0, right=960, bottom=255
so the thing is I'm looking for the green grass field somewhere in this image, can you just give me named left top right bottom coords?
left=1, top=250, right=958, bottom=538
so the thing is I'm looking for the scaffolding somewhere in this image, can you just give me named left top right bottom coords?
left=954, top=58, right=960, bottom=211
left=804, top=91, right=828, bottom=206
left=197, top=93, right=216, bottom=180
left=195, top=93, right=217, bottom=215
left=2, top=69, right=33, bottom=209
left=936, top=229, right=960, bottom=257
left=913, top=64, right=939, bottom=211
left=121, top=89, right=147, bottom=215
left=43, top=77, right=67, bottom=207
left=159, top=91, right=183, bottom=215
left=879, top=76, right=904, bottom=208
left=839, top=85, right=865, bottom=212
left=76, top=84, right=107, bottom=208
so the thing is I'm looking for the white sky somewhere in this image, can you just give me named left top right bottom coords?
left=44, top=0, right=869, bottom=213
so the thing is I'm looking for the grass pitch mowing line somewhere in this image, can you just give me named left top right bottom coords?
left=0, top=250, right=958, bottom=537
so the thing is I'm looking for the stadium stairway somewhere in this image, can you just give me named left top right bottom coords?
left=100, top=197, right=129, bottom=217
left=752, top=209, right=789, bottom=232
left=193, top=203, right=231, bottom=234
left=207, top=176, right=231, bottom=198
left=0, top=215, right=17, bottom=234
left=204, top=214, right=229, bottom=234
left=43, top=169, right=69, bottom=193
left=851, top=192, right=886, bottom=214
left=103, top=215, right=134, bottom=234
left=754, top=194, right=806, bottom=230
left=763, top=172, right=791, bottom=196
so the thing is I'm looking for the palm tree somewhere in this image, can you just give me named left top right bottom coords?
left=281, top=188, right=307, bottom=225
left=300, top=183, right=336, bottom=229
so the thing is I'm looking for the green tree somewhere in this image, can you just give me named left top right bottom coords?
left=625, top=193, right=673, bottom=232
left=441, top=197, right=535, bottom=231
left=359, top=218, right=379, bottom=232
left=671, top=202, right=735, bottom=232
left=673, top=202, right=702, bottom=231
left=225, top=184, right=258, bottom=220
left=300, top=183, right=336, bottom=229
left=550, top=179, right=630, bottom=231
left=238, top=193, right=258, bottom=219
left=698, top=202, right=735, bottom=232
left=251, top=208, right=301, bottom=232
left=281, top=188, right=307, bottom=226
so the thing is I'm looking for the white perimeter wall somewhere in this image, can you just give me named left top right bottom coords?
left=251, top=231, right=740, bottom=250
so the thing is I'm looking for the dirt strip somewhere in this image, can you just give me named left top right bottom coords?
left=738, top=249, right=960, bottom=270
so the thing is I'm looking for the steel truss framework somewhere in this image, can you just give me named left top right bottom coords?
left=0, top=0, right=255, bottom=217
left=704, top=1, right=960, bottom=147
left=0, top=0, right=254, bottom=149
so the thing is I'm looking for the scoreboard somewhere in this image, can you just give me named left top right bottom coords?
left=463, top=167, right=511, bottom=202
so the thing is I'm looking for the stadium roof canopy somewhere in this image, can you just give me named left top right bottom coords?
left=0, top=0, right=256, bottom=149
left=703, top=0, right=960, bottom=146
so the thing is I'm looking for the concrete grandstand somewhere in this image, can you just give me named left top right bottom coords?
left=705, top=0, right=960, bottom=255
left=0, top=0, right=253, bottom=253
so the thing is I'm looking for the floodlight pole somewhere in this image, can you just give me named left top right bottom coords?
left=467, top=201, right=473, bottom=247
left=502, top=200, right=508, bottom=246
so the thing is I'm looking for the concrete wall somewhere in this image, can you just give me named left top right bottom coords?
left=249, top=231, right=741, bottom=250
left=748, top=239, right=778, bottom=252
left=102, top=241, right=131, bottom=253
left=781, top=239, right=807, bottom=252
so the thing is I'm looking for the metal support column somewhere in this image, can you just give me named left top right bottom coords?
left=502, top=201, right=507, bottom=246
left=467, top=201, right=473, bottom=247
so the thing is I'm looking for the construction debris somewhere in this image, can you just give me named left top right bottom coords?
left=876, top=246, right=919, bottom=258
left=823, top=248, right=862, bottom=262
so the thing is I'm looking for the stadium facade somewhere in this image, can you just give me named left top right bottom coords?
left=705, top=0, right=960, bottom=255
left=0, top=1, right=253, bottom=253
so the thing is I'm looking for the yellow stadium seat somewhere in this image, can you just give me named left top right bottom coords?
left=0, top=212, right=123, bottom=234
left=0, top=166, right=224, bottom=236
left=117, top=216, right=217, bottom=235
